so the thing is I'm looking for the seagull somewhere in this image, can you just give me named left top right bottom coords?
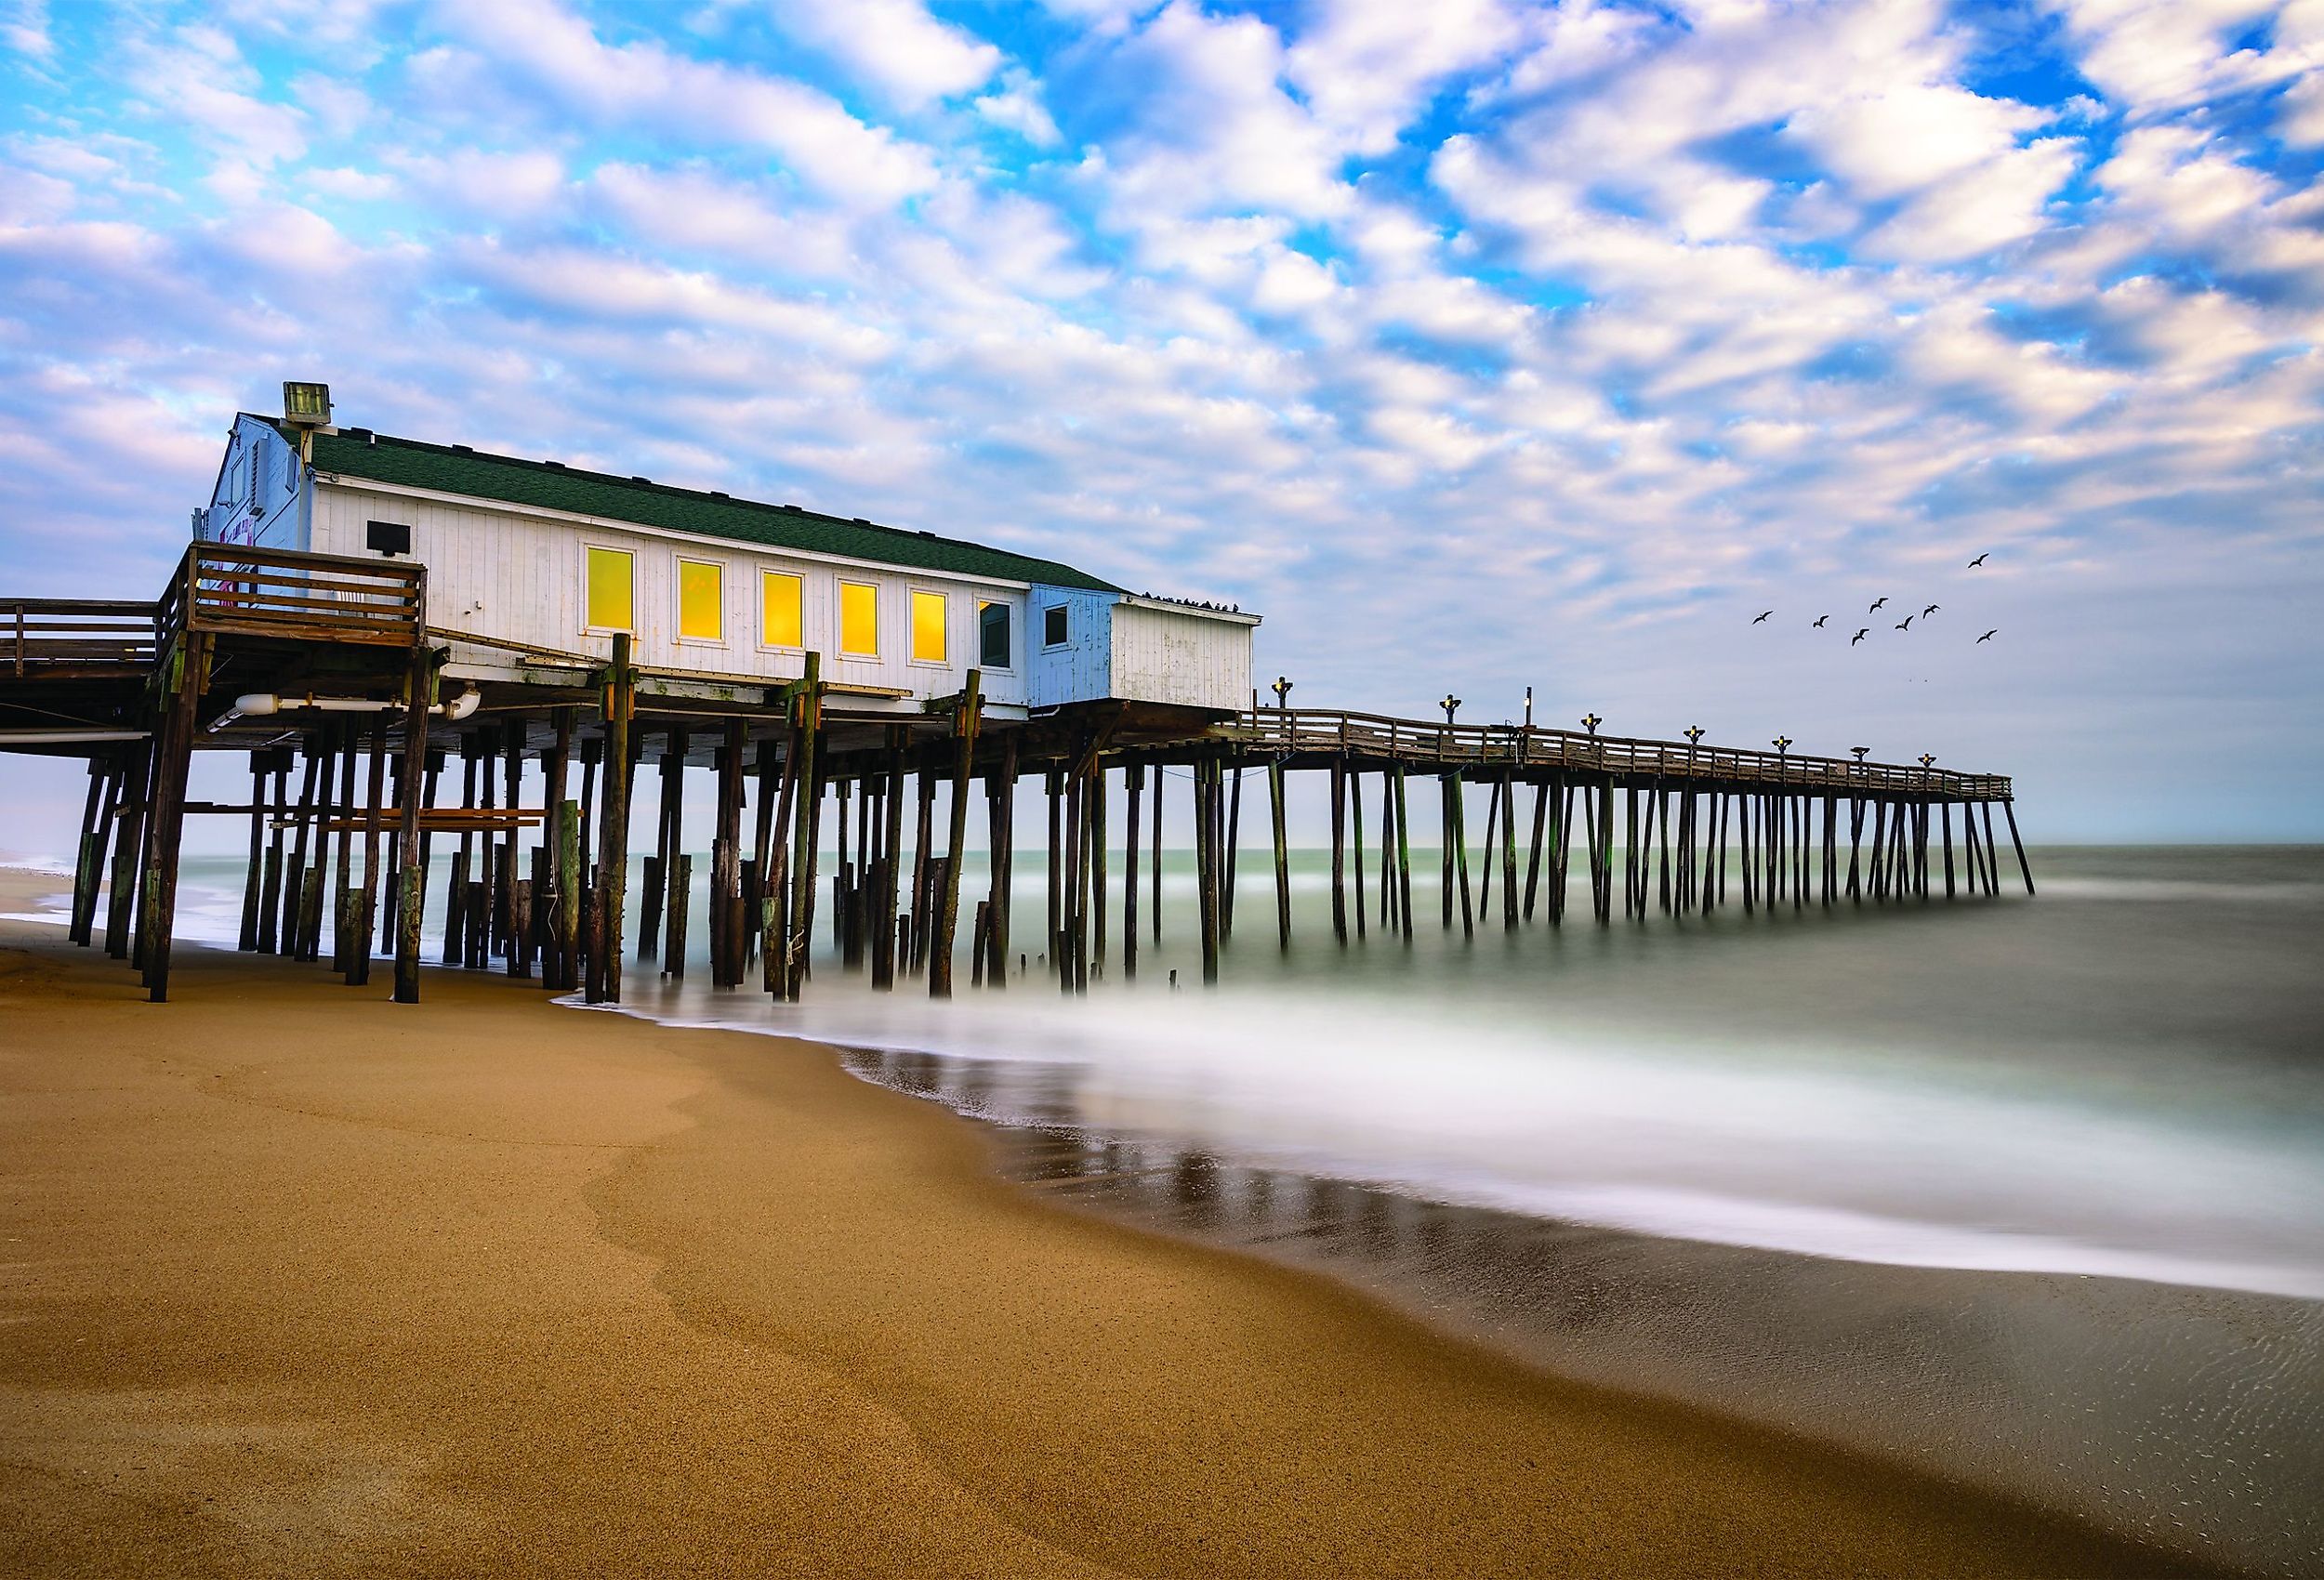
left=1753, top=610, right=1774, bottom=624
left=1869, top=597, right=1888, bottom=612
left=1852, top=627, right=1869, bottom=645
left=1895, top=616, right=1914, bottom=631
left=1921, top=603, right=1939, bottom=618
left=1969, top=553, right=1990, bottom=568
left=1977, top=629, right=1997, bottom=643
left=1812, top=614, right=1829, bottom=627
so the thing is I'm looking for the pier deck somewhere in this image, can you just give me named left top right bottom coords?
left=2, top=547, right=2031, bottom=1007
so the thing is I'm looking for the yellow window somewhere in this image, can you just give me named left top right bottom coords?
left=761, top=571, right=802, bottom=648
left=839, top=580, right=878, bottom=657
left=585, top=546, right=633, bottom=632
left=678, top=559, right=723, bottom=641
left=911, top=590, right=946, bottom=664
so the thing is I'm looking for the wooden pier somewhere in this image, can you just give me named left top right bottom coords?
left=4, top=546, right=2033, bottom=1007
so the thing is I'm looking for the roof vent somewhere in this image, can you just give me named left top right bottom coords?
left=630, top=475, right=650, bottom=484
left=851, top=517, right=872, bottom=526
left=918, top=530, right=936, bottom=539
left=544, top=461, right=564, bottom=470
left=452, top=443, right=473, bottom=454
left=779, top=504, right=803, bottom=513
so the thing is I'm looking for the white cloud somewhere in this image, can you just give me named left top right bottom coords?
left=769, top=0, right=1001, bottom=110
left=2050, top=0, right=2302, bottom=117
left=430, top=0, right=940, bottom=206
left=1285, top=0, right=1521, bottom=153
left=973, top=68, right=1063, bottom=147
left=1861, top=137, right=2080, bottom=262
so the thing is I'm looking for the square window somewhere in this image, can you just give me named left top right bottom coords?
left=1043, top=604, right=1069, bottom=647
left=911, top=590, right=946, bottom=664
left=979, top=600, right=1010, bottom=668
left=761, top=571, right=802, bottom=648
left=839, top=580, right=878, bottom=657
left=585, top=546, right=634, bottom=632
left=678, top=559, right=723, bottom=641
left=365, top=520, right=411, bottom=556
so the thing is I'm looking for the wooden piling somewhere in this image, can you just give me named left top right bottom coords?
left=1268, top=756, right=1291, bottom=949
left=1330, top=759, right=1349, bottom=946
left=2001, top=800, right=2035, bottom=895
left=929, top=670, right=981, bottom=999
left=1195, top=757, right=1221, bottom=985
left=782, top=652, right=821, bottom=1001
left=1392, top=765, right=1414, bottom=941
left=595, top=634, right=637, bottom=1002
left=1123, top=759, right=1142, bottom=981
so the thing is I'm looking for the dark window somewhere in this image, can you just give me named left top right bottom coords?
left=365, top=520, right=412, bottom=556
left=1043, top=604, right=1069, bottom=647
left=980, top=601, right=1011, bottom=668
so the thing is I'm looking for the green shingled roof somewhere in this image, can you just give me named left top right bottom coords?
left=276, top=418, right=1123, bottom=594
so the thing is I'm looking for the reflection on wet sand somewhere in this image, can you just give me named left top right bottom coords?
left=849, top=1044, right=2324, bottom=1579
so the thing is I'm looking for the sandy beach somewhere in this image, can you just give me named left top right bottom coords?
left=0, top=872, right=2211, bottom=1577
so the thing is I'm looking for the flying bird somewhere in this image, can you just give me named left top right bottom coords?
left=1921, top=603, right=1939, bottom=617
left=1752, top=610, right=1774, bottom=624
left=1869, top=597, right=1888, bottom=612
left=1969, top=553, right=1990, bottom=568
left=1895, top=616, right=1914, bottom=631
left=1852, top=627, right=1869, bottom=645
left=1977, top=629, right=1998, bottom=643
left=1812, top=614, right=1829, bottom=627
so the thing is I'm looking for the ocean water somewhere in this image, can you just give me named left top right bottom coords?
left=19, top=842, right=2323, bottom=1572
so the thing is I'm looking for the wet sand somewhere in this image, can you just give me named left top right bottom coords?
left=0, top=879, right=2216, bottom=1576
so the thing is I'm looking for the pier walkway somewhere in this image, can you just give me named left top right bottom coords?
left=2, top=546, right=2031, bottom=1008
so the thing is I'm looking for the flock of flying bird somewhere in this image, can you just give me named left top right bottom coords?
left=1751, top=551, right=2000, bottom=647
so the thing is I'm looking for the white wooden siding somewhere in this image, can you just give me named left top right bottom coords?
left=1023, top=586, right=1117, bottom=707
left=310, top=482, right=1030, bottom=705
left=1109, top=602, right=1253, bottom=712
left=197, top=415, right=306, bottom=553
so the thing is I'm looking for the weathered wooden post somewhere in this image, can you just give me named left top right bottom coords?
left=1123, top=759, right=1142, bottom=981
left=1090, top=757, right=1108, bottom=976
left=1221, top=758, right=1241, bottom=940
left=1044, top=766, right=1063, bottom=977
left=990, top=731, right=1016, bottom=988
left=350, top=716, right=388, bottom=986
left=1268, top=756, right=1291, bottom=949
left=140, top=631, right=205, bottom=1003
left=1393, top=765, right=1415, bottom=941
left=930, top=670, right=981, bottom=999
left=2001, top=800, right=2035, bottom=895
left=231, top=752, right=264, bottom=950
left=1330, top=760, right=1350, bottom=946
left=715, top=717, right=746, bottom=986
left=783, top=652, right=822, bottom=1002
left=1150, top=760, right=1163, bottom=943
left=1196, top=757, right=1221, bottom=984
left=1351, top=762, right=1367, bottom=941
left=872, top=726, right=905, bottom=990
left=596, top=633, right=637, bottom=1003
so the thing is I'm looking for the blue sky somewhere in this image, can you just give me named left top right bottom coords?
left=2, top=0, right=2321, bottom=841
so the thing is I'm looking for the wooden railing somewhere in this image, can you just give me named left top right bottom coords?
left=4, top=599, right=160, bottom=677
left=1221, top=707, right=2012, bottom=799
left=163, top=542, right=423, bottom=648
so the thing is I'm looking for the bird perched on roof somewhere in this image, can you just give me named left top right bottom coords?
left=1977, top=629, right=1998, bottom=643
left=1895, top=616, right=1914, bottom=631
left=1921, top=603, right=1939, bottom=617
left=1812, top=614, right=1829, bottom=627
left=1753, top=610, right=1774, bottom=624
left=1869, top=597, right=1887, bottom=612
left=1969, top=553, right=1990, bottom=568
left=1852, top=627, right=1869, bottom=645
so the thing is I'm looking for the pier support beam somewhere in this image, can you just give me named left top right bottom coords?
left=929, top=670, right=981, bottom=999
left=595, top=634, right=637, bottom=1004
